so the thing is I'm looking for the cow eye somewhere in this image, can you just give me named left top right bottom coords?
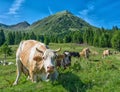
left=42, top=56, right=46, bottom=60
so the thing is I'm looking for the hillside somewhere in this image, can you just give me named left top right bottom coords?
left=28, top=10, right=95, bottom=35
left=0, top=23, right=9, bottom=28
left=9, top=21, right=30, bottom=30
left=0, top=21, right=30, bottom=30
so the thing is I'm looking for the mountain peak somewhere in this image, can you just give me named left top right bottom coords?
left=30, top=10, right=93, bottom=35
left=57, top=10, right=71, bottom=14
left=10, top=21, right=30, bottom=30
left=55, top=10, right=72, bottom=16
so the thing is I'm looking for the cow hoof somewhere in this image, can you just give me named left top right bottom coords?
left=27, top=76, right=31, bottom=80
left=13, top=82, right=17, bottom=86
left=46, top=79, right=50, bottom=82
left=32, top=80, right=37, bottom=83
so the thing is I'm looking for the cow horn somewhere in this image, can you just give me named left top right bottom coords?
left=36, top=48, right=44, bottom=54
left=54, top=48, right=61, bottom=53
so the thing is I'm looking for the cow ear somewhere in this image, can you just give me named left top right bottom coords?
left=33, top=56, right=42, bottom=62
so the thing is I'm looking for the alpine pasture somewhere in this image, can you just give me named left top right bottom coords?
left=0, top=43, right=120, bottom=92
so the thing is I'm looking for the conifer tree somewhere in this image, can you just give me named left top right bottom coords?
left=0, top=29, right=5, bottom=46
left=0, top=43, right=12, bottom=61
left=6, top=32, right=14, bottom=45
left=111, top=31, right=120, bottom=51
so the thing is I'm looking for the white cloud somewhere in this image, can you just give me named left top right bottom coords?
left=78, top=2, right=96, bottom=26
left=79, top=9, right=89, bottom=16
left=48, top=7, right=53, bottom=15
left=79, top=3, right=94, bottom=17
left=8, top=0, right=25, bottom=15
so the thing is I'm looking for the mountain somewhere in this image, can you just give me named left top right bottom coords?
left=0, top=23, right=9, bottom=28
left=29, top=10, right=94, bottom=35
left=0, top=21, right=30, bottom=30
left=10, top=21, right=30, bottom=30
left=0, top=10, right=96, bottom=34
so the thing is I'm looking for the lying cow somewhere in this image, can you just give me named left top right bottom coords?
left=102, top=49, right=111, bottom=58
left=69, top=51, right=80, bottom=58
left=91, top=51, right=99, bottom=56
left=13, top=40, right=60, bottom=85
left=79, top=48, right=91, bottom=59
left=0, top=60, right=14, bottom=66
left=56, top=51, right=71, bottom=69
left=0, top=61, right=3, bottom=64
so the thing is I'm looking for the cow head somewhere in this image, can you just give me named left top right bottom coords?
left=85, top=48, right=91, bottom=53
left=63, top=51, right=71, bottom=66
left=36, top=48, right=61, bottom=73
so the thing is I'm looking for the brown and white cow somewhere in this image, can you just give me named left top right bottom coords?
left=102, top=49, right=111, bottom=58
left=79, top=48, right=91, bottom=59
left=13, top=40, right=60, bottom=85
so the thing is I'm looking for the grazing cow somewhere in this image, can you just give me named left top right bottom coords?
left=13, top=40, right=60, bottom=85
left=56, top=51, right=71, bottom=69
left=79, top=48, right=91, bottom=59
left=102, top=49, right=111, bottom=58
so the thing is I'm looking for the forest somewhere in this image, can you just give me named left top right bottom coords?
left=0, top=26, right=120, bottom=51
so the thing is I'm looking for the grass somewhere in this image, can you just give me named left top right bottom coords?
left=0, top=43, right=120, bottom=92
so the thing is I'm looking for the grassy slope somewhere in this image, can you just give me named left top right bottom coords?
left=28, top=11, right=93, bottom=35
left=0, top=43, right=120, bottom=92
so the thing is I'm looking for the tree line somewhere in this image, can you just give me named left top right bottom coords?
left=0, top=26, right=120, bottom=51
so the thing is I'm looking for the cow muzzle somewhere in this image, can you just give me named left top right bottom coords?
left=47, top=66, right=54, bottom=73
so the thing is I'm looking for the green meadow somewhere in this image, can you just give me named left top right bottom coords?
left=0, top=43, right=120, bottom=92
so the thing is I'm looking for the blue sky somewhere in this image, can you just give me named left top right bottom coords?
left=0, top=0, right=120, bottom=29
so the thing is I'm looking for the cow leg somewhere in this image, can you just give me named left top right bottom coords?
left=33, top=74, right=37, bottom=83
left=13, top=59, right=22, bottom=85
left=49, top=70, right=59, bottom=84
left=29, top=70, right=37, bottom=83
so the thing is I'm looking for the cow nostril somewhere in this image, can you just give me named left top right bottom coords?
left=47, top=66, right=54, bottom=70
left=51, top=66, right=54, bottom=69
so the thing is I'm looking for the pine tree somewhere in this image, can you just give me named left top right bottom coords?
left=24, top=33, right=30, bottom=40
left=6, top=32, right=14, bottom=45
left=14, top=32, right=22, bottom=44
left=64, top=35, right=71, bottom=43
left=29, top=32, right=36, bottom=40
left=44, top=36, right=50, bottom=45
left=99, top=33, right=109, bottom=47
left=0, top=43, right=12, bottom=61
left=111, top=31, right=120, bottom=51
left=0, top=29, right=5, bottom=46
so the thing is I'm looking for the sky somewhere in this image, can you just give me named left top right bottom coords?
left=0, top=0, right=120, bottom=29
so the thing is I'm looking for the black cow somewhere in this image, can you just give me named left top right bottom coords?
left=64, top=51, right=80, bottom=58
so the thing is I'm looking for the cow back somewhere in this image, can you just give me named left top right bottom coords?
left=19, top=40, right=46, bottom=68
